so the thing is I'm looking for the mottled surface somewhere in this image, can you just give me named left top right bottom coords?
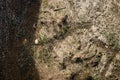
left=35, top=0, right=120, bottom=80
left=0, top=0, right=120, bottom=80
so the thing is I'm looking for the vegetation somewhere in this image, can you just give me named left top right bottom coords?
left=106, top=33, right=119, bottom=50
left=38, top=33, right=49, bottom=45
left=53, top=15, right=69, bottom=39
left=84, top=50, right=89, bottom=54
left=38, top=48, right=53, bottom=63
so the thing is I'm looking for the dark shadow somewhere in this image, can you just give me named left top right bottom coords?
left=0, top=0, right=42, bottom=80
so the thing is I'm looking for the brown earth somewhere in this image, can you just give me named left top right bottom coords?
left=0, top=0, right=120, bottom=80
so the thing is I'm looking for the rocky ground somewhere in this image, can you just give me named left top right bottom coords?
left=33, top=0, right=120, bottom=80
left=0, top=0, right=120, bottom=80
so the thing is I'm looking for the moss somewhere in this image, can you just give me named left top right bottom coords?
left=94, top=77, right=100, bottom=80
left=54, top=24, right=69, bottom=39
left=42, top=0, right=48, bottom=8
left=38, top=48, right=53, bottom=63
left=54, top=15, right=70, bottom=39
left=84, top=50, right=89, bottom=54
left=38, top=33, right=49, bottom=45
left=106, top=33, right=119, bottom=50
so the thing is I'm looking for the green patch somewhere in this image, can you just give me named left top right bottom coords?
left=84, top=50, right=89, bottom=54
left=94, top=77, right=100, bottom=80
left=54, top=15, right=69, bottom=39
left=59, top=25, right=69, bottom=35
left=54, top=24, right=69, bottom=39
left=38, top=48, right=53, bottom=63
left=38, top=33, right=49, bottom=45
left=106, top=33, right=119, bottom=50
left=42, top=0, right=48, bottom=8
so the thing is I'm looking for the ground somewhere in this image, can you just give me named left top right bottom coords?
left=34, top=0, right=120, bottom=80
left=0, top=0, right=120, bottom=80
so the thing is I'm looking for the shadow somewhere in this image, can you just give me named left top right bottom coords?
left=0, top=0, right=42, bottom=80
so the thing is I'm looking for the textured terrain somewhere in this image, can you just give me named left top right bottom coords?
left=34, top=0, right=120, bottom=80
left=0, top=0, right=120, bottom=80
